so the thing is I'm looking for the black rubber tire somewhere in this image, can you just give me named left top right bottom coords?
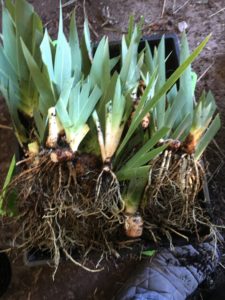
left=0, top=253, right=11, bottom=297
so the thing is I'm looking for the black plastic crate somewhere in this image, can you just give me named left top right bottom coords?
left=108, top=33, right=180, bottom=78
left=23, top=33, right=211, bottom=265
left=0, top=252, right=11, bottom=297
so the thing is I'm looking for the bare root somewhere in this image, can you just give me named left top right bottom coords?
left=143, top=151, right=213, bottom=242
left=4, top=151, right=124, bottom=272
left=95, top=167, right=125, bottom=220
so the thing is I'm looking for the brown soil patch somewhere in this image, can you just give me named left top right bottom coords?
left=1, top=0, right=225, bottom=299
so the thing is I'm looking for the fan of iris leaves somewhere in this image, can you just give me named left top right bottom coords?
left=0, top=0, right=220, bottom=216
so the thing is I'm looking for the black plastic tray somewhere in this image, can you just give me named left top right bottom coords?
left=107, top=33, right=180, bottom=78
left=23, top=33, right=211, bottom=266
left=0, top=252, right=11, bottom=297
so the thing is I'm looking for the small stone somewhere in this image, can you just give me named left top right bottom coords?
left=178, top=21, right=188, bottom=32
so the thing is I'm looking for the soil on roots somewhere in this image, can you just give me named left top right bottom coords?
left=143, top=150, right=215, bottom=243
left=5, top=150, right=125, bottom=271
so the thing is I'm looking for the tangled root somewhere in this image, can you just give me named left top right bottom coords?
left=4, top=150, right=124, bottom=273
left=3, top=148, right=218, bottom=271
left=95, top=166, right=125, bottom=219
left=143, top=150, right=213, bottom=242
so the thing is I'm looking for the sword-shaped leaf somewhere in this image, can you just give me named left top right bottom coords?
left=33, top=109, right=47, bottom=143
left=40, top=30, right=55, bottom=82
left=164, top=87, right=186, bottom=135
left=2, top=80, right=28, bottom=145
left=180, top=32, right=193, bottom=120
left=120, top=25, right=141, bottom=90
left=80, top=19, right=92, bottom=76
left=90, top=37, right=110, bottom=90
left=2, top=7, right=17, bottom=74
left=195, top=114, right=221, bottom=160
left=117, top=34, right=211, bottom=156
left=5, top=0, right=15, bottom=17
left=172, top=113, right=192, bottom=141
left=21, top=39, right=56, bottom=109
left=116, top=166, right=150, bottom=181
left=54, top=2, right=72, bottom=93
left=56, top=78, right=74, bottom=127
left=0, top=46, right=18, bottom=89
left=15, top=0, right=36, bottom=80
left=123, top=176, right=148, bottom=215
left=155, top=36, right=166, bottom=129
left=69, top=10, right=82, bottom=76
left=121, top=35, right=128, bottom=65
left=56, top=78, right=101, bottom=152
left=83, top=18, right=92, bottom=60
left=192, top=91, right=216, bottom=131
left=144, top=41, right=155, bottom=76
left=125, top=16, right=135, bottom=46
left=0, top=155, right=16, bottom=216
left=121, top=127, right=169, bottom=170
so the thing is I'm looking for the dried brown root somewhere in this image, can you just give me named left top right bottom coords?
left=143, top=150, right=212, bottom=242
left=3, top=150, right=124, bottom=273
